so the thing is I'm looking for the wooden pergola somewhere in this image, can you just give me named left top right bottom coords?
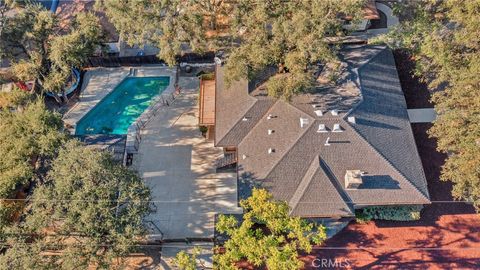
left=199, top=77, right=216, bottom=127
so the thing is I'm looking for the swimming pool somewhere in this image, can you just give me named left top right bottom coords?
left=75, top=76, right=170, bottom=135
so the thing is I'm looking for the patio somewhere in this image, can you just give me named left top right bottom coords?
left=134, top=76, right=241, bottom=240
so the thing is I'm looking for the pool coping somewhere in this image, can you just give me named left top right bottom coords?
left=63, top=66, right=177, bottom=142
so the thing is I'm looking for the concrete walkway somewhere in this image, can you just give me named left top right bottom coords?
left=136, top=77, right=241, bottom=240
left=408, top=108, right=437, bottom=123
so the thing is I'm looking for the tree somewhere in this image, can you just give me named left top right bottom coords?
left=0, top=99, right=65, bottom=245
left=214, top=188, right=326, bottom=270
left=375, top=0, right=480, bottom=209
left=0, top=100, right=65, bottom=199
left=2, top=4, right=103, bottom=102
left=99, top=0, right=365, bottom=99
left=0, top=140, right=152, bottom=269
left=0, top=86, right=33, bottom=109
left=225, top=0, right=365, bottom=99
left=97, top=0, right=209, bottom=66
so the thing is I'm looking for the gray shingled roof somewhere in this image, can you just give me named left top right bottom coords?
left=215, top=45, right=430, bottom=218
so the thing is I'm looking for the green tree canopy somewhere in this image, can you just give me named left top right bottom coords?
left=214, top=188, right=326, bottom=270
left=0, top=99, right=65, bottom=245
left=375, top=0, right=480, bottom=209
left=97, top=0, right=208, bottom=66
left=0, top=100, right=65, bottom=198
left=1, top=140, right=152, bottom=269
left=225, top=0, right=364, bottom=99
left=98, top=0, right=365, bottom=99
left=2, top=4, right=103, bottom=102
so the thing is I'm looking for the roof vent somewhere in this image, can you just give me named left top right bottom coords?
left=317, top=124, right=328, bottom=133
left=314, top=110, right=323, bottom=116
left=345, top=170, right=364, bottom=189
left=347, top=116, right=356, bottom=124
left=332, top=124, right=343, bottom=132
left=324, top=137, right=331, bottom=146
left=268, top=129, right=274, bottom=135
left=300, top=117, right=309, bottom=128
left=267, top=114, right=274, bottom=120
left=214, top=57, right=223, bottom=65
left=268, top=148, right=275, bottom=154
left=242, top=154, right=247, bottom=160
left=242, top=117, right=248, bottom=121
left=312, top=104, right=321, bottom=108
left=331, top=110, right=339, bottom=116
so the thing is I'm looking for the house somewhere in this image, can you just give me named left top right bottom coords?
left=210, top=45, right=430, bottom=218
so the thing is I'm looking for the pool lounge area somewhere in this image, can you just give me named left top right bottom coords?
left=63, top=66, right=177, bottom=155
left=75, top=76, right=170, bottom=135
left=63, top=66, right=177, bottom=134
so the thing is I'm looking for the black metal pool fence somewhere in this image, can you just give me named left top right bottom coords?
left=85, top=52, right=215, bottom=68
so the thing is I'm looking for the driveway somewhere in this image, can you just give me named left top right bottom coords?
left=135, top=77, right=241, bottom=240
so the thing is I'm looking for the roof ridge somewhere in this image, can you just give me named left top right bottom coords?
left=233, top=100, right=278, bottom=147
left=288, top=157, right=320, bottom=213
left=318, top=158, right=354, bottom=209
left=345, top=48, right=430, bottom=200
left=262, top=103, right=317, bottom=179
left=347, top=121, right=430, bottom=202
left=216, top=98, right=267, bottom=146
left=343, top=47, right=386, bottom=119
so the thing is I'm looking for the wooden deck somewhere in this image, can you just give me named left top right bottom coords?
left=199, top=79, right=215, bottom=126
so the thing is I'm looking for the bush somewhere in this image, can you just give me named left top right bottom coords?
left=199, top=125, right=208, bottom=134
left=0, top=87, right=32, bottom=109
left=356, top=205, right=423, bottom=222
left=199, top=73, right=214, bottom=80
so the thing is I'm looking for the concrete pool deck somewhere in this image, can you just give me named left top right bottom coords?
left=62, top=66, right=176, bottom=134
left=135, top=77, right=241, bottom=240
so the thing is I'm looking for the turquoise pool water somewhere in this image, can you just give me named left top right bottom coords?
left=75, top=76, right=170, bottom=135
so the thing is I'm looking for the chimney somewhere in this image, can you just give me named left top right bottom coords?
left=348, top=116, right=356, bottom=124
left=331, top=110, right=339, bottom=116
left=242, top=154, right=247, bottom=160
left=267, top=114, right=274, bottom=120
left=345, top=170, right=364, bottom=189
left=332, top=123, right=343, bottom=132
left=317, top=124, right=328, bottom=133
left=268, top=129, right=274, bottom=135
left=242, top=117, right=248, bottom=121
left=314, top=110, right=323, bottom=116
left=268, top=148, right=275, bottom=154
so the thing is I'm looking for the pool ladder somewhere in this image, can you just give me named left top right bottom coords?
left=129, top=68, right=137, bottom=76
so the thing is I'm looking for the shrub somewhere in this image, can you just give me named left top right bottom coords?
left=199, top=73, right=215, bottom=80
left=199, top=125, right=208, bottom=134
left=356, top=205, right=423, bottom=222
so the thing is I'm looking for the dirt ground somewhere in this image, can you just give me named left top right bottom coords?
left=302, top=51, right=480, bottom=270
